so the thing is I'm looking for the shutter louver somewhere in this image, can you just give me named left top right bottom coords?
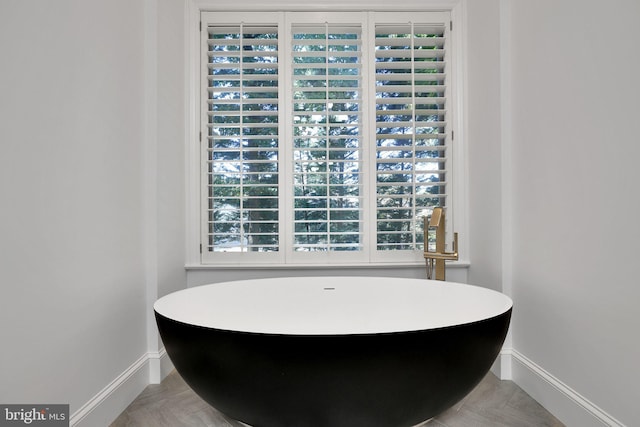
left=291, top=24, right=363, bottom=252
left=206, top=25, right=280, bottom=253
left=375, top=23, right=448, bottom=252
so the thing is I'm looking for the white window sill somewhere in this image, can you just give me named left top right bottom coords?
left=185, top=260, right=470, bottom=270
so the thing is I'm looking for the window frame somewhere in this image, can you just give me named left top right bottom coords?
left=186, top=0, right=468, bottom=268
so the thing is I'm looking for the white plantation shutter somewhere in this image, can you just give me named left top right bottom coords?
left=198, top=11, right=457, bottom=265
left=374, top=20, right=450, bottom=252
left=204, top=21, right=281, bottom=259
left=291, top=23, right=363, bottom=253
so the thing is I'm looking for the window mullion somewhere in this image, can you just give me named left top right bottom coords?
left=239, top=23, right=246, bottom=252
left=324, top=22, right=331, bottom=252
left=282, top=12, right=293, bottom=262
left=365, top=12, right=376, bottom=263
left=410, top=21, right=417, bottom=250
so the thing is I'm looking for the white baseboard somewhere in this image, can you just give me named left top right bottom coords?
left=148, top=347, right=174, bottom=384
left=491, top=348, right=513, bottom=380
left=70, top=346, right=624, bottom=427
left=505, top=348, right=624, bottom=427
left=70, top=349, right=173, bottom=427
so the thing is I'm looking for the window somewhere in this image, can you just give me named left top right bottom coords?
left=197, top=10, right=458, bottom=266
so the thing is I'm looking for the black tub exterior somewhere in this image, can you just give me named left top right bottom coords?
left=155, top=308, right=511, bottom=427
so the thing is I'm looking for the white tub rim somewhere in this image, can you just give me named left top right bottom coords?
left=154, top=276, right=512, bottom=336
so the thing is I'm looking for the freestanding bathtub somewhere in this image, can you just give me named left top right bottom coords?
left=154, top=277, right=512, bottom=427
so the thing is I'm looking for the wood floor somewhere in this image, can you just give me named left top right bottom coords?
left=111, top=370, right=564, bottom=427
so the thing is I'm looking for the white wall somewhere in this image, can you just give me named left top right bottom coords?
left=0, top=0, right=148, bottom=421
left=141, top=0, right=188, bottom=383
left=156, top=0, right=187, bottom=300
left=465, top=0, right=503, bottom=293
left=508, top=0, right=640, bottom=425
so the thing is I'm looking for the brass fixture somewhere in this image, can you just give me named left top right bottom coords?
left=423, top=207, right=458, bottom=280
